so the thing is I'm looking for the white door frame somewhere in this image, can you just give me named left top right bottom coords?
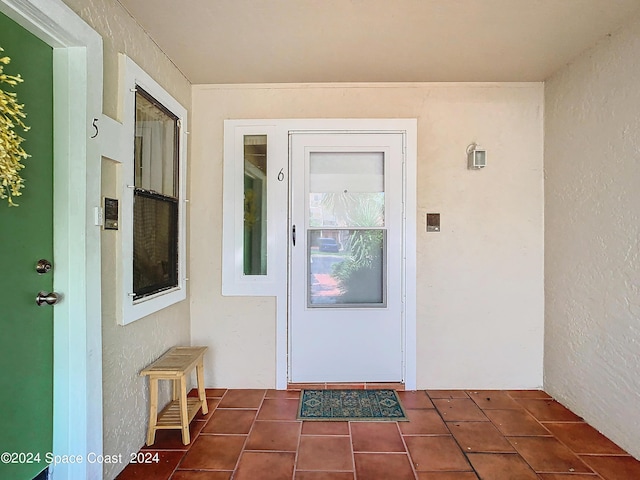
left=288, top=132, right=406, bottom=383
left=283, top=120, right=417, bottom=389
left=0, top=1, right=103, bottom=479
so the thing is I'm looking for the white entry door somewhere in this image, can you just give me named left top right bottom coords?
left=289, top=132, right=405, bottom=383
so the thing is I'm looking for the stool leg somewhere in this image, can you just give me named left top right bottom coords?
left=178, top=375, right=190, bottom=444
left=146, top=378, right=158, bottom=446
left=172, top=377, right=179, bottom=401
left=196, top=360, right=208, bottom=415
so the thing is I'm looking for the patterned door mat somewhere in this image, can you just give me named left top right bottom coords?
left=297, top=389, right=408, bottom=421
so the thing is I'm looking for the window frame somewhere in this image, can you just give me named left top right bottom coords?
left=222, top=123, right=285, bottom=295
left=120, top=56, right=188, bottom=325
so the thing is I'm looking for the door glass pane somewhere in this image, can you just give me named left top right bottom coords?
left=244, top=135, right=267, bottom=275
left=309, top=152, right=384, bottom=227
left=308, top=229, right=385, bottom=307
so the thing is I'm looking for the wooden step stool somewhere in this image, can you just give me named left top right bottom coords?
left=140, top=346, right=208, bottom=445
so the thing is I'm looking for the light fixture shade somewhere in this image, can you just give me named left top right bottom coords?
left=467, top=144, right=486, bottom=169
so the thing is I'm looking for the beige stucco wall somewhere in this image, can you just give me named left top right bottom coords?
left=544, top=15, right=640, bottom=459
left=190, top=83, right=545, bottom=390
left=60, top=1, right=192, bottom=478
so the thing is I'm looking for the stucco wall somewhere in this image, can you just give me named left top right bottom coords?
left=60, top=1, right=192, bottom=479
left=544, top=15, right=640, bottom=459
left=190, top=83, right=544, bottom=390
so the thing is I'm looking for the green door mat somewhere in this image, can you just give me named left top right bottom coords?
left=297, top=389, right=408, bottom=421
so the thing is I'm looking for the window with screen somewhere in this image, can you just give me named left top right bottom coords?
left=133, top=87, right=179, bottom=300
left=120, top=55, right=187, bottom=325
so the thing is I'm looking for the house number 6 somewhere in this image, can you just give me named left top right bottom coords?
left=277, top=168, right=285, bottom=181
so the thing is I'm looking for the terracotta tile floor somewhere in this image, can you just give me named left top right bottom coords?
left=116, top=388, right=640, bottom=480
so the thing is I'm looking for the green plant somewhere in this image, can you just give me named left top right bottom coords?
left=319, top=192, right=386, bottom=302
left=332, top=229, right=384, bottom=303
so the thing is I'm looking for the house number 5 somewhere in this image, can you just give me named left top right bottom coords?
left=91, top=118, right=99, bottom=138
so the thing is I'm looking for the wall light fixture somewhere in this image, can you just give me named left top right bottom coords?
left=467, top=143, right=487, bottom=169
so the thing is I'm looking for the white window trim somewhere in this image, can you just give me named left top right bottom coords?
left=120, top=56, right=188, bottom=324
left=222, top=123, right=286, bottom=295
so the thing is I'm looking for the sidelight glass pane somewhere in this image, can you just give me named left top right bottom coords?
left=244, top=135, right=267, bottom=275
left=308, top=229, right=385, bottom=307
left=309, top=152, right=384, bottom=227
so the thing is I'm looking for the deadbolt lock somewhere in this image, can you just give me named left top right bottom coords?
left=36, top=259, right=52, bottom=274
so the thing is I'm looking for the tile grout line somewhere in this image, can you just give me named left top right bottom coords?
left=348, top=421, right=359, bottom=480
left=503, top=391, right=604, bottom=479
left=168, top=390, right=228, bottom=479
left=519, top=393, right=610, bottom=478
left=476, top=390, right=546, bottom=477
left=428, top=390, right=482, bottom=479
left=291, top=416, right=303, bottom=480
left=230, top=389, right=267, bottom=479
left=396, top=417, right=420, bottom=479
left=168, top=391, right=225, bottom=479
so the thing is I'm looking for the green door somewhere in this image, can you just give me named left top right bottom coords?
left=0, top=13, right=54, bottom=480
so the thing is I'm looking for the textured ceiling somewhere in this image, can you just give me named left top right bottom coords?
left=117, top=0, right=640, bottom=84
